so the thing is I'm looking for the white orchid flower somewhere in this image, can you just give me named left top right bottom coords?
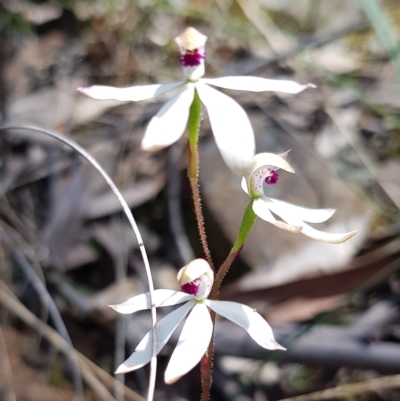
left=241, top=152, right=358, bottom=243
left=78, top=27, right=315, bottom=176
left=109, top=259, right=284, bottom=384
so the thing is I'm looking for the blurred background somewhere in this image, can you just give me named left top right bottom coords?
left=1, top=0, right=400, bottom=400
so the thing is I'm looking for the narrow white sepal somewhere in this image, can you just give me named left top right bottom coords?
left=299, top=223, right=358, bottom=244
left=196, top=82, right=255, bottom=176
left=252, top=153, right=295, bottom=174
left=266, top=200, right=358, bottom=243
left=202, top=76, right=314, bottom=94
left=269, top=198, right=335, bottom=223
left=252, top=198, right=302, bottom=233
left=164, top=303, right=213, bottom=384
left=206, top=300, right=285, bottom=350
left=108, top=289, right=193, bottom=314
left=77, top=82, right=183, bottom=101
left=115, top=300, right=195, bottom=374
left=241, top=177, right=250, bottom=194
left=141, top=84, right=195, bottom=151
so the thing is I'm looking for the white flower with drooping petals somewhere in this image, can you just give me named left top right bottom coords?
left=78, top=27, right=315, bottom=176
left=241, top=152, right=358, bottom=243
left=109, top=259, right=284, bottom=384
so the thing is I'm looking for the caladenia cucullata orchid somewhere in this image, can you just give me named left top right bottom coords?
left=78, top=27, right=315, bottom=177
left=78, top=27, right=359, bottom=401
left=109, top=259, right=284, bottom=385
left=240, top=151, right=358, bottom=244
left=213, top=151, right=359, bottom=294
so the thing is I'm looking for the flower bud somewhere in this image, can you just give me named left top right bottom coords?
left=177, top=259, right=213, bottom=300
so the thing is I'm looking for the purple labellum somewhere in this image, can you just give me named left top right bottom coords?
left=265, top=170, right=279, bottom=185
left=180, top=50, right=204, bottom=67
left=181, top=278, right=201, bottom=296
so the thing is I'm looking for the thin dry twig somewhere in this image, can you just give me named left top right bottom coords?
left=0, top=284, right=116, bottom=401
left=236, top=0, right=294, bottom=54
left=0, top=281, right=145, bottom=401
left=326, top=106, right=400, bottom=210
left=279, top=374, right=400, bottom=401
left=10, top=247, right=84, bottom=400
left=237, top=21, right=368, bottom=76
left=0, top=326, right=16, bottom=401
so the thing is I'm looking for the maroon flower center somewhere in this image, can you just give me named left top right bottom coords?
left=181, top=278, right=200, bottom=296
left=180, top=50, right=204, bottom=67
left=265, top=170, right=279, bottom=185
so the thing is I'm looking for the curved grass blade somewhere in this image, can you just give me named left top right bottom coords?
left=0, top=124, right=157, bottom=401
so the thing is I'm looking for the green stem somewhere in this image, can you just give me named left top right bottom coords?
left=212, top=201, right=257, bottom=295
left=231, top=201, right=257, bottom=253
left=188, top=89, right=202, bottom=179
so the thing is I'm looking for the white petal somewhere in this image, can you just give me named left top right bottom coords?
left=299, top=223, right=358, bottom=244
left=206, top=300, right=285, bottom=350
left=269, top=198, right=335, bottom=223
left=241, top=177, right=249, bottom=194
left=164, top=303, right=212, bottom=384
left=202, top=76, right=315, bottom=94
left=141, top=84, right=195, bottom=151
left=77, top=82, right=183, bottom=101
left=196, top=82, right=255, bottom=176
left=115, top=300, right=195, bottom=374
left=109, top=289, right=193, bottom=314
left=252, top=153, right=295, bottom=174
left=266, top=200, right=358, bottom=243
left=253, top=198, right=302, bottom=233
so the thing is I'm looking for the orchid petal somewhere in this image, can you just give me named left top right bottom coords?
left=299, top=223, right=358, bottom=244
left=252, top=153, right=295, bottom=174
left=115, top=300, right=195, bottom=374
left=165, top=303, right=212, bottom=384
left=252, top=199, right=302, bottom=233
left=241, top=177, right=249, bottom=194
left=266, top=200, right=358, bottom=243
left=77, top=82, right=183, bottom=101
left=269, top=198, right=336, bottom=223
left=142, top=84, right=195, bottom=151
left=109, top=289, right=193, bottom=314
left=202, top=77, right=314, bottom=94
left=196, top=82, right=255, bottom=176
left=206, top=300, right=285, bottom=350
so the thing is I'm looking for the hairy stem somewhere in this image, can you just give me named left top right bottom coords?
left=212, top=246, right=244, bottom=300
left=188, top=177, right=213, bottom=268
left=201, top=243, right=244, bottom=401
left=200, top=317, right=214, bottom=401
left=213, top=201, right=256, bottom=294
left=201, top=205, right=255, bottom=399
left=187, top=90, right=213, bottom=270
left=186, top=91, right=214, bottom=400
